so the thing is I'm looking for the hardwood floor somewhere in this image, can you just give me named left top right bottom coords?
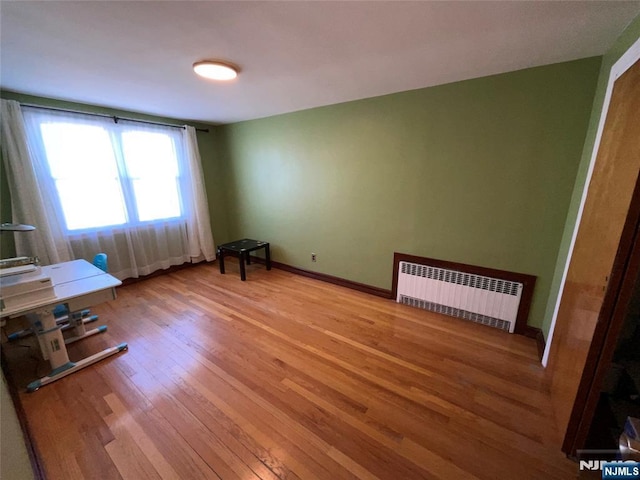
left=2, top=260, right=578, bottom=479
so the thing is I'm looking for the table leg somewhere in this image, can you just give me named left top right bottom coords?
left=64, top=311, right=108, bottom=345
left=218, top=247, right=225, bottom=274
left=23, top=307, right=127, bottom=392
left=27, top=308, right=69, bottom=368
left=239, top=252, right=247, bottom=281
left=246, top=254, right=251, bottom=265
left=27, top=342, right=128, bottom=392
left=265, top=244, right=272, bottom=271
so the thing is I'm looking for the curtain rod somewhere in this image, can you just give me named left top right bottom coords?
left=20, top=103, right=210, bottom=133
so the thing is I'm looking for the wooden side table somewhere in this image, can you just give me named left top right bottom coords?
left=217, top=239, right=271, bottom=281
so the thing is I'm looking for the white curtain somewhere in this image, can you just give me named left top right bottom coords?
left=183, top=126, right=216, bottom=262
left=1, top=99, right=215, bottom=279
left=0, top=99, right=72, bottom=264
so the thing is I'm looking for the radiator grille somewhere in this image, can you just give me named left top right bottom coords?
left=399, top=295, right=512, bottom=332
left=397, top=261, right=523, bottom=333
left=400, top=262, right=520, bottom=296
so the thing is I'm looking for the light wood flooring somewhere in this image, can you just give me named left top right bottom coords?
left=2, top=259, right=579, bottom=479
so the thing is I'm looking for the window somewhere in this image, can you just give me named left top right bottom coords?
left=3, top=99, right=215, bottom=278
left=31, top=113, right=185, bottom=233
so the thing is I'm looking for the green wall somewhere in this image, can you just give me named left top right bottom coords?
left=0, top=91, right=229, bottom=255
left=541, top=15, right=640, bottom=339
left=220, top=57, right=601, bottom=330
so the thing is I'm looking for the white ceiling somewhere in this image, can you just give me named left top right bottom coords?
left=1, top=1, right=639, bottom=125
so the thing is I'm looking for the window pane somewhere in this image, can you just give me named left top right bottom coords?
left=121, top=131, right=178, bottom=178
left=56, top=179, right=127, bottom=230
left=40, top=123, right=118, bottom=179
left=132, top=179, right=181, bottom=222
left=39, top=122, right=128, bottom=231
left=121, top=130, right=182, bottom=222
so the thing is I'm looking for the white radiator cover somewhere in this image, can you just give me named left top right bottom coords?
left=396, top=261, right=523, bottom=333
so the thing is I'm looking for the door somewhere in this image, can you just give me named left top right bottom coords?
left=569, top=180, right=640, bottom=454
left=546, top=57, right=640, bottom=445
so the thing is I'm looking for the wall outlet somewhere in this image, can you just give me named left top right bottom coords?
left=311, top=253, right=317, bottom=262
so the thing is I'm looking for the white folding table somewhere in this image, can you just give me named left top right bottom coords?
left=1, top=259, right=127, bottom=392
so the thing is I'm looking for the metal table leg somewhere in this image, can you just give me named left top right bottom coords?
left=239, top=252, right=247, bottom=281
left=265, top=244, right=272, bottom=271
left=218, top=247, right=226, bottom=274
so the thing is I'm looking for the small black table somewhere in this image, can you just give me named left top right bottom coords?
left=217, top=239, right=271, bottom=281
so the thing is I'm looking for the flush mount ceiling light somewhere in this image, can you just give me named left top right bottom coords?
left=193, top=60, right=238, bottom=81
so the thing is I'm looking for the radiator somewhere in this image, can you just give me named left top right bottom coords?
left=396, top=261, right=524, bottom=333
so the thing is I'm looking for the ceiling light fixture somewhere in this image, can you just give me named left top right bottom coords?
left=193, top=60, right=238, bottom=81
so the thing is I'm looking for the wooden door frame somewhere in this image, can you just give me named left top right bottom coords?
left=543, top=37, right=640, bottom=367
left=562, top=170, right=640, bottom=455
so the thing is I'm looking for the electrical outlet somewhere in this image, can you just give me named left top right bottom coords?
left=311, top=253, right=317, bottom=262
